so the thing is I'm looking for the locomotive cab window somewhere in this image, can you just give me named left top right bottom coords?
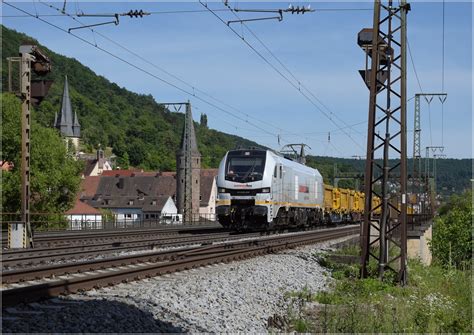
left=225, top=150, right=266, bottom=183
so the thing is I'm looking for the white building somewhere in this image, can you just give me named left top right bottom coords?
left=66, top=198, right=103, bottom=230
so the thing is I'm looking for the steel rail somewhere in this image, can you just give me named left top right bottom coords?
left=2, top=227, right=351, bottom=283
left=2, top=232, right=261, bottom=268
left=1, top=225, right=223, bottom=247
left=1, top=225, right=359, bottom=306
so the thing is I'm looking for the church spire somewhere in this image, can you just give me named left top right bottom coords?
left=55, top=75, right=74, bottom=137
left=179, top=102, right=200, bottom=156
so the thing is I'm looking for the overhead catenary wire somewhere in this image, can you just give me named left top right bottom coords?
left=201, top=1, right=365, bottom=153
left=441, top=0, right=446, bottom=146
left=1, top=7, right=374, bottom=18
left=223, top=1, right=367, bottom=140
left=1, top=9, right=233, bottom=17
left=3, top=1, right=291, bottom=148
left=407, top=39, right=424, bottom=94
left=37, top=0, right=310, bottom=142
left=5, top=4, right=368, bottom=155
left=226, top=2, right=366, bottom=137
left=225, top=2, right=367, bottom=138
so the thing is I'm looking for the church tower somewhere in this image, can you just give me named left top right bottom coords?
left=55, top=75, right=80, bottom=150
left=176, top=102, right=201, bottom=223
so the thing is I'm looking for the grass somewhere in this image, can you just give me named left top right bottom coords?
left=284, top=245, right=472, bottom=333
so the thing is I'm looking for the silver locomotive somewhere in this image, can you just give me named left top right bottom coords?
left=216, top=149, right=324, bottom=230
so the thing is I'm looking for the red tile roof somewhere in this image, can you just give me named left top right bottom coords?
left=81, top=176, right=101, bottom=198
left=66, top=198, right=102, bottom=215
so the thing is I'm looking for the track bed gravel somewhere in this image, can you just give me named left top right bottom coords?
left=2, top=235, right=355, bottom=333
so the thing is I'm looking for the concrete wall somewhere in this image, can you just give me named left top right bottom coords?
left=407, top=223, right=432, bottom=265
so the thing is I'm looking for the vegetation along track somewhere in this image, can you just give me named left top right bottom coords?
left=1, top=225, right=359, bottom=306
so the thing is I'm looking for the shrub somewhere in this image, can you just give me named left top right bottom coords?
left=430, top=190, right=472, bottom=269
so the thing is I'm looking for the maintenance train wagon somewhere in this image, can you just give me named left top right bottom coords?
left=215, top=149, right=381, bottom=231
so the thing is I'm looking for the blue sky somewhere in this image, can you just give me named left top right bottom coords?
left=2, top=1, right=472, bottom=158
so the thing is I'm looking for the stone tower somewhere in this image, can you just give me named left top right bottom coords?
left=55, top=75, right=80, bottom=150
left=176, top=102, right=201, bottom=222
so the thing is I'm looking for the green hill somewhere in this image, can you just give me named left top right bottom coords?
left=1, top=25, right=261, bottom=170
left=305, top=155, right=471, bottom=197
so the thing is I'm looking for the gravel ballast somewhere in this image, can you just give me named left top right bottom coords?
left=2, top=235, right=355, bottom=333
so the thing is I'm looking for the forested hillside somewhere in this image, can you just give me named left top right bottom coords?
left=306, top=155, right=471, bottom=196
left=1, top=25, right=260, bottom=170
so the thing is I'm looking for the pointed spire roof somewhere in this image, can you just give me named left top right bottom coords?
left=55, top=75, right=74, bottom=137
left=179, top=102, right=200, bottom=156
left=73, top=110, right=81, bottom=138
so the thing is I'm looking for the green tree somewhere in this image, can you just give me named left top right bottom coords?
left=200, top=113, right=208, bottom=128
left=1, top=93, right=82, bottom=213
left=430, top=190, right=472, bottom=269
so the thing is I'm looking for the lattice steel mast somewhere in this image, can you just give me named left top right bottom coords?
left=7, top=45, right=51, bottom=248
left=358, top=0, right=410, bottom=283
left=413, top=93, right=446, bottom=213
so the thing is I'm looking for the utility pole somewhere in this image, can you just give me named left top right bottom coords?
left=7, top=45, right=51, bottom=248
left=425, top=146, right=444, bottom=214
left=412, top=93, right=447, bottom=212
left=358, top=0, right=410, bottom=283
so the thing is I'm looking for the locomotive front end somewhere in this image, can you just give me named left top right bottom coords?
left=216, top=149, right=274, bottom=230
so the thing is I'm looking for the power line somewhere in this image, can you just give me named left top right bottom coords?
left=226, top=3, right=366, bottom=137
left=37, top=0, right=310, bottom=141
left=441, top=0, right=446, bottom=146
left=202, top=1, right=365, bottom=153
left=407, top=39, right=424, bottom=94
left=1, top=7, right=373, bottom=18
left=1, top=8, right=232, bottom=18
left=4, top=1, right=289, bottom=148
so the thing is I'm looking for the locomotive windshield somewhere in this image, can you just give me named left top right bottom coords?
left=225, top=150, right=266, bottom=183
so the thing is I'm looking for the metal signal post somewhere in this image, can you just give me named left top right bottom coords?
left=7, top=45, right=51, bottom=248
left=358, top=0, right=410, bottom=283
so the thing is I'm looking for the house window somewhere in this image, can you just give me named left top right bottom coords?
left=152, top=200, right=157, bottom=205
left=145, top=214, right=149, bottom=219
left=125, top=214, right=132, bottom=218
left=128, top=200, right=134, bottom=205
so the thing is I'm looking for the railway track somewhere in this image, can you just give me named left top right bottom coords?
left=1, top=224, right=223, bottom=248
left=2, top=231, right=262, bottom=269
left=1, top=225, right=359, bottom=306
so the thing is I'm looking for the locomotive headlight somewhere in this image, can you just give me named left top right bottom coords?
left=261, top=188, right=271, bottom=193
left=218, top=188, right=227, bottom=193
